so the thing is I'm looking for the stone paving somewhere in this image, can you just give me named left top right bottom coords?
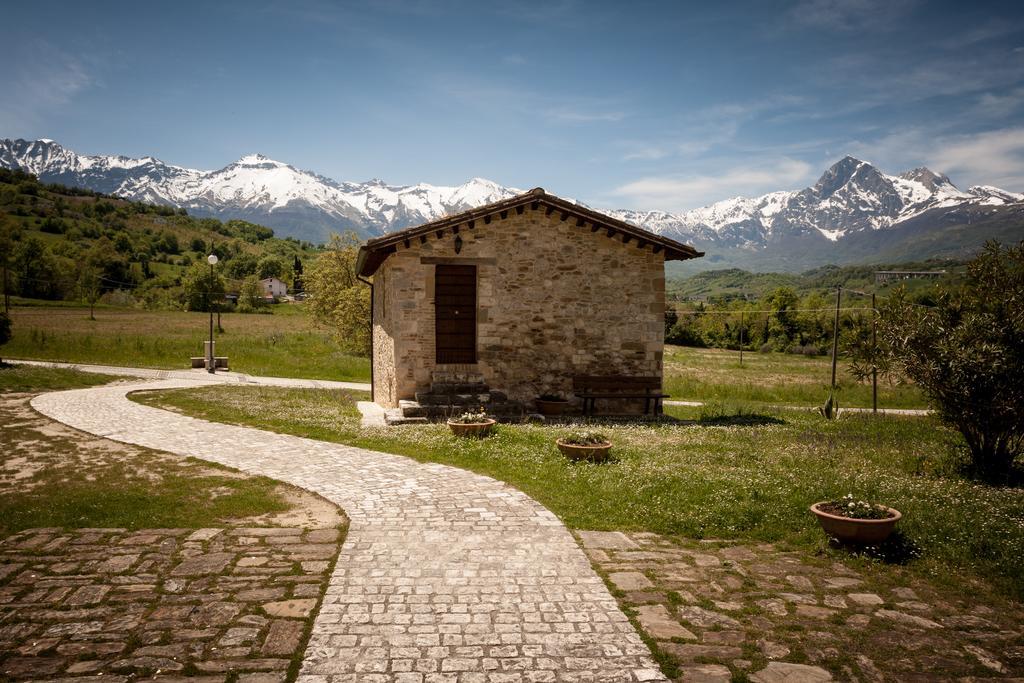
left=31, top=381, right=665, bottom=682
left=579, top=530, right=1024, bottom=682
left=0, top=525, right=342, bottom=682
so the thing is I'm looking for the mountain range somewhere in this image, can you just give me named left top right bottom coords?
left=3, top=137, right=1022, bottom=272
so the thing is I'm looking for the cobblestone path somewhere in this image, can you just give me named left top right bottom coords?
left=32, top=381, right=663, bottom=682
left=581, top=530, right=1024, bottom=681
left=1, top=526, right=341, bottom=682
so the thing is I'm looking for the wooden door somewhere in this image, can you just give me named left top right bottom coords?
left=435, top=264, right=477, bottom=364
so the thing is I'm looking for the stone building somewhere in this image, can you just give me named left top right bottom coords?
left=355, top=188, right=702, bottom=418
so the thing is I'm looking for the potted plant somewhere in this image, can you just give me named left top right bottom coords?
left=447, top=408, right=496, bottom=438
left=556, top=430, right=612, bottom=463
left=811, top=494, right=901, bottom=544
left=536, top=393, right=570, bottom=416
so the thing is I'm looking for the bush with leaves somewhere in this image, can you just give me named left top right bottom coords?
left=236, top=275, right=269, bottom=314
left=305, top=232, right=370, bottom=355
left=878, top=241, right=1024, bottom=480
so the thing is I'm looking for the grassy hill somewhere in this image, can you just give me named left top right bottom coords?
left=0, top=168, right=321, bottom=309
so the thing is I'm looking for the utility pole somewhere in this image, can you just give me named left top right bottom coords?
left=830, top=286, right=842, bottom=390
left=872, top=292, right=878, bottom=414
left=2, top=262, right=8, bottom=314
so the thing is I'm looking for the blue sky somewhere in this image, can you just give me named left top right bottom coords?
left=4, top=0, right=1024, bottom=212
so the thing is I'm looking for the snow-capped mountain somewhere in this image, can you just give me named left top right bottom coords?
left=607, top=155, right=1023, bottom=248
left=0, top=138, right=519, bottom=243
left=2, top=138, right=1022, bottom=270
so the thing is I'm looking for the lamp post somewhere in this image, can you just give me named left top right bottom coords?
left=207, top=254, right=218, bottom=373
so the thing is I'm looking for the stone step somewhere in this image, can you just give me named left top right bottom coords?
left=384, top=409, right=428, bottom=426
left=490, top=405, right=526, bottom=418
left=415, top=392, right=493, bottom=406
left=415, top=392, right=449, bottom=406
left=398, top=400, right=427, bottom=418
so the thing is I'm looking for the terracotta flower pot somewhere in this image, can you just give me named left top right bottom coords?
left=556, top=438, right=612, bottom=463
left=447, top=419, right=496, bottom=438
left=536, top=399, right=570, bottom=416
left=810, top=502, right=901, bottom=544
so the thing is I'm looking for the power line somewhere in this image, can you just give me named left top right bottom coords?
left=672, top=306, right=877, bottom=315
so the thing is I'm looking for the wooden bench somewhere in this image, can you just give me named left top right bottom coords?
left=190, top=356, right=229, bottom=370
left=572, top=375, right=669, bottom=416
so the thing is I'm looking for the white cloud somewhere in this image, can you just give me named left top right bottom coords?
left=973, top=88, right=1024, bottom=120
left=840, top=126, right=1024, bottom=191
left=617, top=95, right=809, bottom=163
left=0, top=46, right=93, bottom=130
left=611, top=158, right=814, bottom=212
left=927, top=127, right=1024, bottom=191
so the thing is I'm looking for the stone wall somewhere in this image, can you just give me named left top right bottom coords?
left=371, top=265, right=397, bottom=407
left=370, top=206, right=666, bottom=408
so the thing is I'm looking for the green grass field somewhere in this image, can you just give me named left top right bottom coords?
left=4, top=303, right=370, bottom=381
left=664, top=345, right=926, bottom=409
left=134, top=384, right=1023, bottom=599
left=0, top=363, right=119, bottom=392
left=0, top=366, right=293, bottom=531
left=0, top=463, right=291, bottom=533
left=4, top=302, right=925, bottom=409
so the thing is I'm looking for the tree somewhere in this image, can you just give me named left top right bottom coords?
left=0, top=219, right=13, bottom=312
left=113, top=231, right=133, bottom=254
left=14, top=237, right=61, bottom=299
left=86, top=236, right=133, bottom=291
left=292, top=255, right=304, bottom=293
left=664, top=307, right=679, bottom=338
left=225, top=253, right=259, bottom=280
left=305, top=232, right=370, bottom=355
left=157, top=231, right=180, bottom=255
left=257, top=255, right=289, bottom=282
left=879, top=242, right=1024, bottom=481
left=78, top=262, right=102, bottom=320
left=0, top=312, right=10, bottom=365
left=181, top=261, right=226, bottom=312
left=797, top=292, right=830, bottom=349
left=237, top=275, right=266, bottom=313
left=765, top=287, right=800, bottom=349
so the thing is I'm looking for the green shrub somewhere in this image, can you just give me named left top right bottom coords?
left=879, top=242, right=1024, bottom=480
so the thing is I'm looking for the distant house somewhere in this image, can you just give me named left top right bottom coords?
left=259, top=277, right=287, bottom=299
left=356, top=187, right=703, bottom=413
